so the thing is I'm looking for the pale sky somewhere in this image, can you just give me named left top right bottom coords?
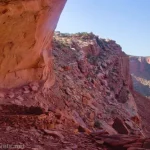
left=56, top=0, right=150, bottom=56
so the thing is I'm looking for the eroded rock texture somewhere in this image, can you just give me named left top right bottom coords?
left=0, top=32, right=150, bottom=149
left=0, top=0, right=66, bottom=88
left=130, top=56, right=150, bottom=98
left=0, top=32, right=143, bottom=135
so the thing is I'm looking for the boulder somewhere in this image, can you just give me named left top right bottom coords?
left=112, top=117, right=129, bottom=134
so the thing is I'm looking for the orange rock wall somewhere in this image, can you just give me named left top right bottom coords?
left=0, top=0, right=67, bottom=88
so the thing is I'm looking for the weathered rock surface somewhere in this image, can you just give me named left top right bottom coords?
left=0, top=127, right=149, bottom=150
left=0, top=32, right=145, bottom=136
left=133, top=91, right=150, bottom=137
left=130, top=56, right=150, bottom=98
left=129, top=56, right=150, bottom=136
left=0, top=0, right=66, bottom=88
left=1, top=0, right=150, bottom=149
left=91, top=131, right=150, bottom=150
left=0, top=29, right=150, bottom=148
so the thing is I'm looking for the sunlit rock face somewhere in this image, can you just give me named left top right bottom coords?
left=130, top=56, right=150, bottom=97
left=0, top=0, right=67, bottom=88
left=146, top=57, right=150, bottom=64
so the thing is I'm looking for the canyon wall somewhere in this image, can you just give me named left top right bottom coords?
left=50, top=33, right=143, bottom=136
left=130, top=56, right=150, bottom=98
left=0, top=29, right=150, bottom=149
left=0, top=32, right=145, bottom=138
left=0, top=0, right=67, bottom=88
left=1, top=1, right=150, bottom=148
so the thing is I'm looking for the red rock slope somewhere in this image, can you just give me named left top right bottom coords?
left=0, top=32, right=149, bottom=150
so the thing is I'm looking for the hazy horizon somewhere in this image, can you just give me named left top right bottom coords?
left=56, top=0, right=150, bottom=56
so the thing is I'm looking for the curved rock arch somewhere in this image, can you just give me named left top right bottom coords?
left=0, top=0, right=67, bottom=88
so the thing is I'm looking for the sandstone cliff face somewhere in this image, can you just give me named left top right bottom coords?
left=130, top=56, right=150, bottom=98
left=0, top=0, right=66, bottom=88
